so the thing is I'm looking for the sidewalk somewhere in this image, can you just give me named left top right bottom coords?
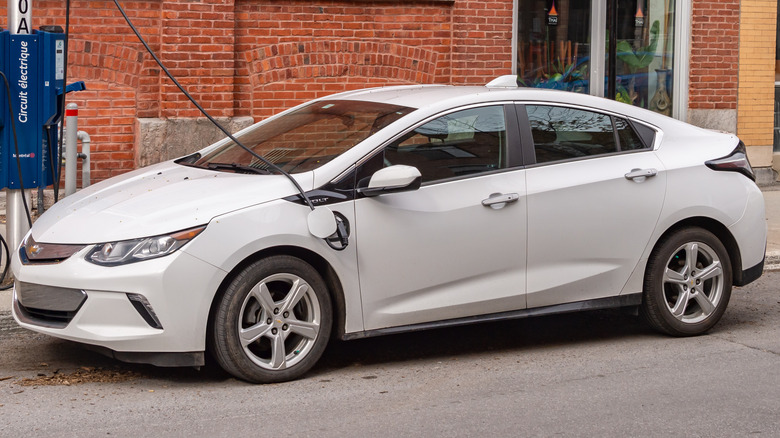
left=2, top=187, right=780, bottom=313
left=762, top=187, right=780, bottom=269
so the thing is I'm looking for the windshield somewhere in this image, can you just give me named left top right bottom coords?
left=190, top=100, right=414, bottom=174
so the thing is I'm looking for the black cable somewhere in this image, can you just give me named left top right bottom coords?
left=0, top=232, right=12, bottom=290
left=0, top=71, right=34, bottom=228
left=55, top=0, right=72, bottom=203
left=45, top=125, right=58, bottom=199
left=111, top=0, right=316, bottom=212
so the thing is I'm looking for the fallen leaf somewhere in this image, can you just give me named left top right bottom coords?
left=17, top=368, right=141, bottom=386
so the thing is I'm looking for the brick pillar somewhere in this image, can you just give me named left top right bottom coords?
left=688, top=0, right=740, bottom=133
left=450, top=0, right=514, bottom=85
left=737, top=0, right=777, bottom=171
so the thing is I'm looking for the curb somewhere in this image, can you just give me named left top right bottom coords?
left=0, top=311, right=23, bottom=333
left=764, top=251, right=780, bottom=272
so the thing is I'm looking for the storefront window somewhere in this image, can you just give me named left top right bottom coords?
left=516, top=0, right=677, bottom=116
left=516, top=0, right=592, bottom=93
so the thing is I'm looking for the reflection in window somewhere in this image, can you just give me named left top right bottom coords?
left=527, top=105, right=616, bottom=163
left=384, top=106, right=507, bottom=183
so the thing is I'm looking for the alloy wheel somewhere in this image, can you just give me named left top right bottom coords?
left=661, top=241, right=724, bottom=325
left=238, top=273, right=322, bottom=370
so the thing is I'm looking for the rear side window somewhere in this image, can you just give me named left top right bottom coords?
left=630, top=120, right=657, bottom=149
left=525, top=105, right=653, bottom=164
left=526, top=105, right=616, bottom=164
left=615, top=117, right=645, bottom=151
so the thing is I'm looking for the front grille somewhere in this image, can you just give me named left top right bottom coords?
left=14, top=282, right=87, bottom=328
left=16, top=306, right=78, bottom=326
left=19, top=236, right=85, bottom=265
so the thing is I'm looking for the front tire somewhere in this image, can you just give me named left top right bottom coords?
left=641, top=227, right=732, bottom=336
left=210, top=255, right=332, bottom=383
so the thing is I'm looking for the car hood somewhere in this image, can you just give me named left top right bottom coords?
left=31, top=161, right=312, bottom=244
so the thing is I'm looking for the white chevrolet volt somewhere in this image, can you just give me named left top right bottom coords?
left=12, top=77, right=766, bottom=383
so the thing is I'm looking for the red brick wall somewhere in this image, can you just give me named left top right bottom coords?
left=0, top=0, right=513, bottom=183
left=451, top=0, right=514, bottom=84
left=688, top=0, right=740, bottom=110
left=235, top=1, right=456, bottom=119
left=0, top=0, right=751, bottom=183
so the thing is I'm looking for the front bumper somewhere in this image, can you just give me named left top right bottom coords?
left=11, top=245, right=228, bottom=359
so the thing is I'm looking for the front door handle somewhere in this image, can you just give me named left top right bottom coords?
left=624, top=168, right=658, bottom=182
left=482, top=192, right=520, bottom=209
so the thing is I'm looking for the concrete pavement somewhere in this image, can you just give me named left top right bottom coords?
left=2, top=186, right=780, bottom=313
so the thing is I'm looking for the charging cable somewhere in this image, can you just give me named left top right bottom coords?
left=111, top=0, right=317, bottom=212
left=54, top=0, right=72, bottom=203
left=112, top=0, right=348, bottom=249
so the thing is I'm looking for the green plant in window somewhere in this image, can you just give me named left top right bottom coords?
left=614, top=20, right=660, bottom=106
left=616, top=20, right=660, bottom=72
left=615, top=85, right=633, bottom=104
left=517, top=59, right=588, bottom=92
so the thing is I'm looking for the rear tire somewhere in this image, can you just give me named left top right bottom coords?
left=641, top=227, right=732, bottom=336
left=210, top=255, right=332, bottom=383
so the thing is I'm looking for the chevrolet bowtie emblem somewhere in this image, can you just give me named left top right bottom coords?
left=29, top=244, right=42, bottom=257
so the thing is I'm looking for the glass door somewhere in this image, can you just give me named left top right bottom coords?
left=606, top=0, right=675, bottom=115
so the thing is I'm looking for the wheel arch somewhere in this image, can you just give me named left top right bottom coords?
left=206, top=245, right=348, bottom=345
left=651, top=216, right=742, bottom=284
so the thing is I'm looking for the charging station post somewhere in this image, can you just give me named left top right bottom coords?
left=1, top=0, right=69, bottom=253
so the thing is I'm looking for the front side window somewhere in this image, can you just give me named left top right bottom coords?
left=381, top=106, right=508, bottom=183
left=191, top=100, right=413, bottom=174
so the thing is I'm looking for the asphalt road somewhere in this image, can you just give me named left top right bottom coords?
left=1, top=272, right=779, bottom=437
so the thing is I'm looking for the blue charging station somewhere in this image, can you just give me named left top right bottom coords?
left=0, top=27, right=69, bottom=189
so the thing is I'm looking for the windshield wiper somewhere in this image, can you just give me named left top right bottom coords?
left=206, top=162, right=273, bottom=175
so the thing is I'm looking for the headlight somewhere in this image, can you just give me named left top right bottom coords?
left=86, top=226, right=206, bottom=266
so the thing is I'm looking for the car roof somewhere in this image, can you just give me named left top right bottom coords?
left=326, top=83, right=680, bottom=130
left=330, top=85, right=491, bottom=108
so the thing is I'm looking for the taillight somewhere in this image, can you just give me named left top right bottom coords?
left=705, top=141, right=755, bottom=181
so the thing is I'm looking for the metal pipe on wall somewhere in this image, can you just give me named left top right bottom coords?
left=77, top=130, right=90, bottom=189
left=64, top=103, right=78, bottom=197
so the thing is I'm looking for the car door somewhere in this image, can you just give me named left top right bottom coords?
left=354, top=104, right=528, bottom=331
left=520, top=104, right=666, bottom=308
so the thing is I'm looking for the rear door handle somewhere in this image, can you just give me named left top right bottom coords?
left=482, top=192, right=520, bottom=209
left=624, top=168, right=658, bottom=182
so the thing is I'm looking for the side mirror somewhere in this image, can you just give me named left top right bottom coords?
left=358, top=165, right=422, bottom=197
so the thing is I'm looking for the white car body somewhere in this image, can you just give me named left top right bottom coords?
left=12, top=82, right=766, bottom=380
